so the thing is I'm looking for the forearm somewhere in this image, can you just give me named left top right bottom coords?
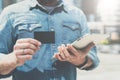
left=83, top=47, right=100, bottom=70
left=77, top=56, right=93, bottom=69
left=85, top=56, right=93, bottom=67
left=0, top=62, right=16, bottom=75
left=86, top=47, right=100, bottom=70
left=0, top=54, right=17, bottom=75
left=75, top=55, right=92, bottom=69
left=76, top=46, right=99, bottom=70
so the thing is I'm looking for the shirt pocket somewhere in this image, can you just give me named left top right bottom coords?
left=16, top=21, right=42, bottom=39
left=62, top=21, right=81, bottom=43
left=63, top=22, right=80, bottom=31
left=18, top=21, right=42, bottom=31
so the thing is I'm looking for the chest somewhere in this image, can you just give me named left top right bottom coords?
left=12, top=11, right=81, bottom=44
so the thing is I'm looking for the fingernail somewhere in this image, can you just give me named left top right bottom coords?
left=57, top=46, right=60, bottom=49
left=67, top=44, right=70, bottom=46
left=67, top=44, right=71, bottom=47
left=39, top=42, right=41, bottom=45
left=61, top=44, right=65, bottom=46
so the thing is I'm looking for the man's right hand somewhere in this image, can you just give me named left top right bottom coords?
left=13, top=38, right=41, bottom=66
left=0, top=38, right=41, bottom=75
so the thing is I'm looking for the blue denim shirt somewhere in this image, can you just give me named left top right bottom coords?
left=0, top=0, right=99, bottom=80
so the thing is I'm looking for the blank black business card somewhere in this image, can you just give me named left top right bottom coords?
left=34, top=31, right=55, bottom=44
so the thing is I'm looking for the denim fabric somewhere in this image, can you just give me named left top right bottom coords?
left=0, top=0, right=99, bottom=80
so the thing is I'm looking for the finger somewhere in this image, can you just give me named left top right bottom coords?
left=16, top=55, right=32, bottom=66
left=23, top=49, right=35, bottom=55
left=59, top=45, right=74, bottom=62
left=59, top=44, right=71, bottom=59
left=58, top=45, right=66, bottom=59
left=14, top=43, right=39, bottom=51
left=16, top=38, right=41, bottom=47
left=15, top=50, right=25, bottom=56
left=16, top=59, right=25, bottom=66
left=84, top=42, right=95, bottom=53
left=59, top=52, right=66, bottom=59
left=57, top=46, right=61, bottom=53
left=67, top=44, right=79, bottom=56
left=58, top=44, right=65, bottom=52
left=62, top=46, right=71, bottom=58
left=15, top=49, right=34, bottom=56
left=55, top=53, right=65, bottom=61
left=17, top=55, right=32, bottom=61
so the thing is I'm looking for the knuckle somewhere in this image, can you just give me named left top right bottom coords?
left=26, top=49, right=34, bottom=54
left=16, top=40, right=19, bottom=43
left=11, top=61, right=16, bottom=65
left=27, top=39, right=31, bottom=43
left=14, top=45, right=19, bottom=50
left=18, top=59, right=25, bottom=65
left=26, top=43, right=31, bottom=48
left=20, top=61, right=25, bottom=65
left=31, top=50, right=35, bottom=54
left=66, top=54, right=70, bottom=58
left=14, top=51, right=19, bottom=56
left=16, top=39, right=22, bottom=43
left=25, top=49, right=29, bottom=53
left=27, top=43, right=31, bottom=47
left=27, top=38, right=34, bottom=43
left=26, top=55, right=32, bottom=60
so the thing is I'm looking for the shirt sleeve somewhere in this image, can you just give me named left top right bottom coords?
left=79, top=11, right=100, bottom=70
left=0, top=7, right=14, bottom=55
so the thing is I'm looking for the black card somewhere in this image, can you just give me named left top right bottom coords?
left=34, top=31, right=55, bottom=44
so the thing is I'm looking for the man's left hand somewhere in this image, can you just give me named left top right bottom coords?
left=54, top=42, right=95, bottom=66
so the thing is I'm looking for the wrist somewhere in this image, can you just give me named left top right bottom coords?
left=0, top=53, right=17, bottom=75
left=76, top=56, right=88, bottom=69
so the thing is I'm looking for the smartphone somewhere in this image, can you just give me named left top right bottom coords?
left=71, top=34, right=109, bottom=49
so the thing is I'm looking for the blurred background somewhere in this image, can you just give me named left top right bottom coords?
left=0, top=0, right=120, bottom=80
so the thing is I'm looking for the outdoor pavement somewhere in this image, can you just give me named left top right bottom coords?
left=77, top=53, right=120, bottom=80
left=1, top=53, right=120, bottom=80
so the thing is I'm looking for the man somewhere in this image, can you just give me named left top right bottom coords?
left=0, top=0, right=99, bottom=80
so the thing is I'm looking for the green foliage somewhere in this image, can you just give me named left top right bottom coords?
left=100, top=39, right=109, bottom=45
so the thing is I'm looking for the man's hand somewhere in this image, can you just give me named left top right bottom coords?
left=0, top=38, right=41, bottom=75
left=13, top=38, right=41, bottom=66
left=54, top=42, right=95, bottom=67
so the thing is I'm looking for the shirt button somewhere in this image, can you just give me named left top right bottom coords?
left=48, top=15, right=52, bottom=18
left=50, top=28, right=54, bottom=31
left=52, top=45, right=55, bottom=48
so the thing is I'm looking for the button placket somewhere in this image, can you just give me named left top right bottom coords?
left=47, top=16, right=58, bottom=78
left=47, top=15, right=56, bottom=55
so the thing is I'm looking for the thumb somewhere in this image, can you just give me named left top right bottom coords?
left=84, top=42, right=95, bottom=53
